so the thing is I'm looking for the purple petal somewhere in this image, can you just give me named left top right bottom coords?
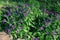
left=32, top=38, right=39, bottom=40
left=40, top=27, right=44, bottom=30
left=11, top=25, right=15, bottom=29
left=7, top=29, right=11, bottom=33
left=7, top=11, right=11, bottom=16
left=23, top=13, right=28, bottom=16
left=52, top=30, right=57, bottom=35
left=9, top=24, right=15, bottom=29
left=45, top=9, right=50, bottom=14
left=25, top=4, right=29, bottom=6
left=2, top=19, right=7, bottom=24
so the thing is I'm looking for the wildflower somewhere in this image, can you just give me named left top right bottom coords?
left=7, top=29, right=11, bottom=33
left=9, top=24, right=15, bottom=29
left=40, top=27, right=44, bottom=30
left=54, top=12, right=58, bottom=16
left=7, top=11, right=11, bottom=16
left=45, top=9, right=50, bottom=14
left=11, top=25, right=15, bottom=29
left=25, top=4, right=28, bottom=6
left=2, top=19, right=7, bottom=24
left=52, top=30, right=57, bottom=35
left=44, top=18, right=52, bottom=26
left=23, top=13, right=28, bottom=16
left=32, top=38, right=39, bottom=40
left=45, top=9, right=58, bottom=17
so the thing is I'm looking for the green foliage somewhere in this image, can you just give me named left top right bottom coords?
left=0, top=0, right=60, bottom=40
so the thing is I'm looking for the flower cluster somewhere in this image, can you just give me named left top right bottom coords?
left=0, top=4, right=30, bottom=39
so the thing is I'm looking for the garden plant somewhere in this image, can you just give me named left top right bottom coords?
left=0, top=0, right=60, bottom=40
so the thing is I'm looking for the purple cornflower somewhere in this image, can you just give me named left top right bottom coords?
left=24, top=4, right=29, bottom=7
left=9, top=24, right=15, bottom=29
left=45, top=9, right=57, bottom=15
left=45, top=9, right=50, bottom=14
left=52, top=30, right=57, bottom=35
left=40, top=27, right=44, bottom=30
left=45, top=9, right=58, bottom=17
left=23, top=13, right=28, bottom=16
left=11, top=25, right=15, bottom=29
left=50, top=11, right=58, bottom=17
left=44, top=19, right=52, bottom=27
left=32, top=38, right=39, bottom=40
left=7, top=29, right=11, bottom=33
left=2, top=19, right=7, bottom=24
left=7, top=11, right=11, bottom=16
left=54, top=12, right=58, bottom=16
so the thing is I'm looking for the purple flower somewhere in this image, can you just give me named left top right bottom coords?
left=50, top=11, right=58, bottom=16
left=32, top=38, right=39, bottom=40
left=45, top=9, right=50, bottom=14
left=7, top=11, right=11, bottom=16
left=45, top=9, right=58, bottom=17
left=23, top=13, right=28, bottom=16
left=24, top=4, right=29, bottom=7
left=7, top=29, right=11, bottom=33
left=44, top=19, right=52, bottom=27
left=54, top=12, right=58, bottom=16
left=11, top=25, right=15, bottom=29
left=52, top=30, right=57, bottom=35
left=40, top=27, right=44, bottom=30
left=9, top=24, right=15, bottom=29
left=2, top=19, right=7, bottom=24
